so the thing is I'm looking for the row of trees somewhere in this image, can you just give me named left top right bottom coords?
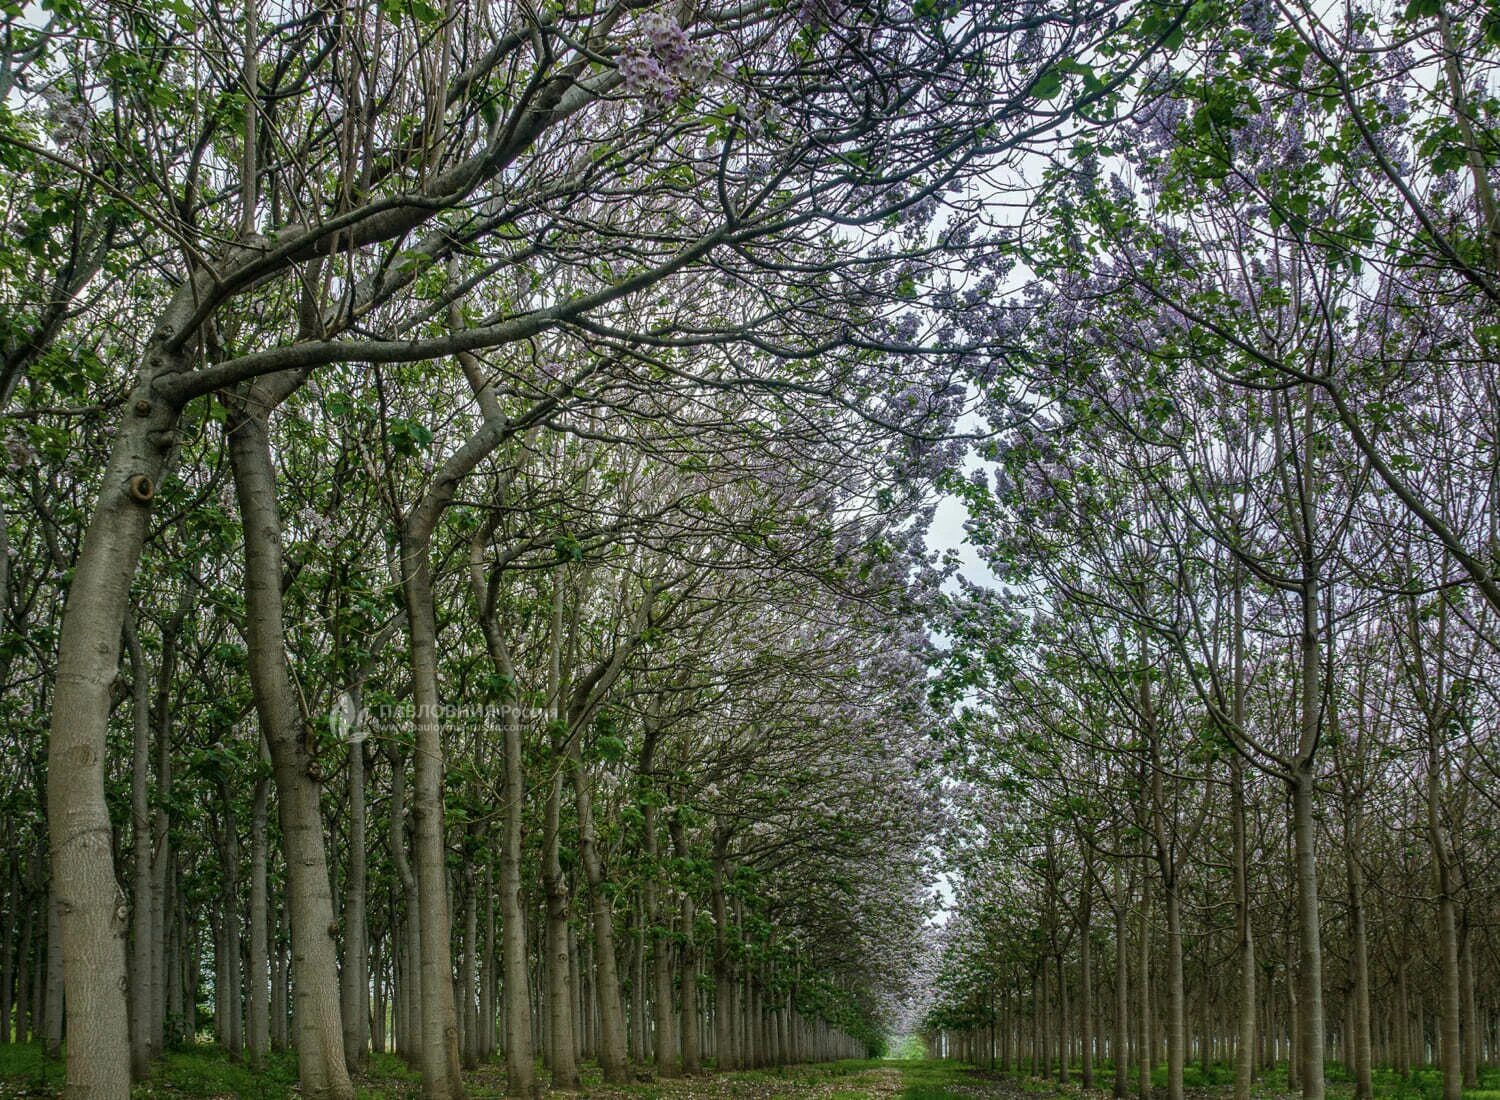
left=0, top=0, right=1174, bottom=1097
left=924, top=2, right=1500, bottom=1100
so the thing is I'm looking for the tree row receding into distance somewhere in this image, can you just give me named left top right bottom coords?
left=923, top=5, right=1500, bottom=1100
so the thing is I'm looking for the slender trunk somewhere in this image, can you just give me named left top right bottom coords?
left=1430, top=754, right=1462, bottom=1100
left=398, top=536, right=466, bottom=1100
left=1137, top=889, right=1152, bottom=1100
left=1114, top=882, right=1129, bottom=1098
left=44, top=892, right=63, bottom=1058
left=148, top=602, right=182, bottom=1057
left=1164, top=882, right=1185, bottom=1100
left=1460, top=926, right=1478, bottom=1088
left=1230, top=562, right=1256, bottom=1100
left=670, top=815, right=701, bottom=1074
left=460, top=867, right=479, bottom=1070
left=125, top=618, right=153, bottom=1080
left=480, top=865, right=495, bottom=1060
left=0, top=858, right=13, bottom=1046
left=388, top=751, right=421, bottom=1061
left=643, top=788, right=678, bottom=1076
left=1080, top=869, right=1093, bottom=1089
left=1231, top=753, right=1256, bottom=1100
left=227, top=393, right=354, bottom=1099
left=342, top=738, right=370, bottom=1072
left=1291, top=390, right=1325, bottom=1100
left=543, top=767, right=579, bottom=1089
left=1396, top=957, right=1410, bottom=1077
left=711, top=858, right=736, bottom=1072
left=272, top=902, right=289, bottom=1051
left=219, top=798, right=243, bottom=1058
left=248, top=751, right=270, bottom=1068
left=1291, top=767, right=1323, bottom=1100
left=573, top=756, right=629, bottom=1082
left=466, top=535, right=533, bottom=1097
left=499, top=718, right=533, bottom=1094
left=1345, top=838, right=1372, bottom=1100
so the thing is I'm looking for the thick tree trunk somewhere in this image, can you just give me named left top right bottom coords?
left=227, top=392, right=354, bottom=1099
left=48, top=344, right=188, bottom=1097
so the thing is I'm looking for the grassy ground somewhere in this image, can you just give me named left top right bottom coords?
left=1, top=1046, right=1498, bottom=1100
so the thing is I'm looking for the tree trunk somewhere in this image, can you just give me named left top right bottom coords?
left=711, top=856, right=736, bottom=1072
left=1460, top=926, right=1478, bottom=1088
left=342, top=737, right=370, bottom=1073
left=1430, top=759, right=1463, bottom=1100
left=542, top=766, right=579, bottom=1089
left=125, top=617, right=153, bottom=1080
left=248, top=750, right=270, bottom=1068
left=670, top=815, right=701, bottom=1075
left=1137, top=889, right=1152, bottom=1100
left=47, top=335, right=193, bottom=1098
left=44, top=892, right=63, bottom=1059
left=573, top=757, right=629, bottom=1082
left=460, top=867, right=479, bottom=1070
left=1232, top=754, right=1256, bottom=1100
left=1164, top=881, right=1185, bottom=1100
left=398, top=535, right=467, bottom=1100
left=466, top=534, right=534, bottom=1097
left=388, top=754, right=420, bottom=1061
left=1114, top=881, right=1129, bottom=1098
left=1345, top=838, right=1372, bottom=1100
left=227, top=390, right=354, bottom=1099
left=1080, top=866, right=1094, bottom=1089
left=1291, top=767, right=1323, bottom=1100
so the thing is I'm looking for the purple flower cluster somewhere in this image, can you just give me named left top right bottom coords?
left=796, top=0, right=848, bottom=28
left=37, top=82, right=91, bottom=150
left=618, top=11, right=716, bottom=107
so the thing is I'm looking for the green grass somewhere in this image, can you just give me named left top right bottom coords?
left=0, top=1040, right=65, bottom=1093
left=898, top=1059, right=987, bottom=1098
left=3, top=1045, right=1498, bottom=1100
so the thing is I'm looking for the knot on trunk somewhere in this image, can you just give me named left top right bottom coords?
left=127, top=475, right=155, bottom=504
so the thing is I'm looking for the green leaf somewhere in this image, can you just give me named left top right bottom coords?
left=1032, top=69, right=1064, bottom=100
